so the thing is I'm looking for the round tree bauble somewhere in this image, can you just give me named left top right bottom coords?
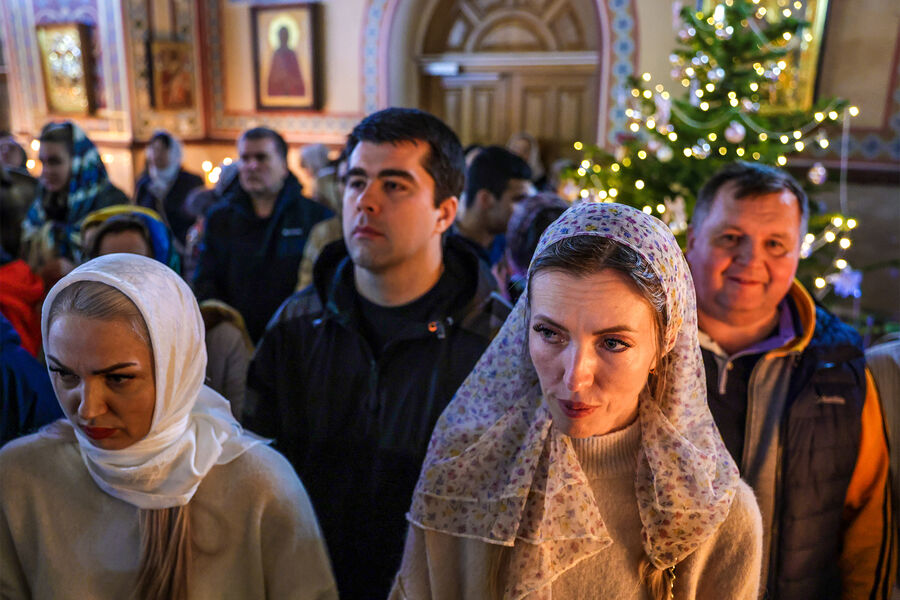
left=808, top=162, right=827, bottom=185
left=657, top=145, right=674, bottom=162
left=724, top=121, right=746, bottom=144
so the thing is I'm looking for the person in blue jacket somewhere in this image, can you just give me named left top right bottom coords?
left=0, top=313, right=61, bottom=446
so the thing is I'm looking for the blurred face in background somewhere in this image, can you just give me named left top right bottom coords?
left=238, top=136, right=288, bottom=199
left=38, top=141, right=71, bottom=193
left=96, top=230, right=153, bottom=259
left=147, top=138, right=170, bottom=171
left=0, top=136, right=26, bottom=169
left=485, top=178, right=534, bottom=236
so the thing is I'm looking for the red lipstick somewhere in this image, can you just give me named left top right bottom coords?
left=82, top=426, right=117, bottom=440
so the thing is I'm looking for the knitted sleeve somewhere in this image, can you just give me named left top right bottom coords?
left=686, top=480, right=763, bottom=600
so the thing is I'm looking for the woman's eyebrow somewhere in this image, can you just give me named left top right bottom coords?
left=92, top=362, right=139, bottom=375
left=531, top=316, right=636, bottom=336
left=46, top=355, right=138, bottom=375
left=46, top=355, right=70, bottom=370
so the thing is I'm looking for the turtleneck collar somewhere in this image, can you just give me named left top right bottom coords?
left=567, top=418, right=641, bottom=478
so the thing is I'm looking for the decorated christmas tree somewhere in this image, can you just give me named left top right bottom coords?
left=565, top=0, right=861, bottom=303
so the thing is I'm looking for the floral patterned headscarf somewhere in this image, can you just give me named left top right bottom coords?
left=407, top=202, right=739, bottom=599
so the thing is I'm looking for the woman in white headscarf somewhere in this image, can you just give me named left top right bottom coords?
left=135, top=131, right=204, bottom=250
left=0, top=253, right=337, bottom=599
left=391, top=202, right=762, bottom=599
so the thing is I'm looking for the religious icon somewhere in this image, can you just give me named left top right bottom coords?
left=150, top=41, right=195, bottom=110
left=36, top=23, right=96, bottom=115
left=252, top=4, right=320, bottom=110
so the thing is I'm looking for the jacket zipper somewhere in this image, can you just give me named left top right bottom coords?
left=752, top=353, right=797, bottom=598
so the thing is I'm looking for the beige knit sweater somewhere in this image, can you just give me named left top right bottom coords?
left=0, top=430, right=338, bottom=600
left=391, top=420, right=763, bottom=599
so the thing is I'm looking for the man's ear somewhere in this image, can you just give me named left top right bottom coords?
left=685, top=225, right=696, bottom=254
left=435, top=196, right=459, bottom=234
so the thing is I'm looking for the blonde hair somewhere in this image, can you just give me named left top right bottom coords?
left=48, top=280, right=191, bottom=599
left=135, top=506, right=192, bottom=600
left=640, top=558, right=676, bottom=600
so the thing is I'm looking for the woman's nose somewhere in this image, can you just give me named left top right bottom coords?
left=76, top=382, right=107, bottom=421
left=562, top=346, right=595, bottom=393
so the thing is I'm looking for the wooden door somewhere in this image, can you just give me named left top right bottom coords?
left=508, top=71, right=597, bottom=158
left=418, top=0, right=600, bottom=162
left=427, top=73, right=510, bottom=146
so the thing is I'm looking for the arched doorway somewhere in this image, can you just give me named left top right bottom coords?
left=417, top=0, right=601, bottom=161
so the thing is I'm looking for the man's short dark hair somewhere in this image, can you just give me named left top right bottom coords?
left=344, top=107, right=465, bottom=207
left=240, top=127, right=288, bottom=161
left=694, top=161, right=809, bottom=234
left=464, top=146, right=532, bottom=208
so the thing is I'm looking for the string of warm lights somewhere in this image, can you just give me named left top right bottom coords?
left=564, top=0, right=863, bottom=301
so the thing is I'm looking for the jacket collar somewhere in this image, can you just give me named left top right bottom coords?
left=768, top=280, right=816, bottom=357
left=225, top=172, right=303, bottom=221
left=311, top=235, right=501, bottom=337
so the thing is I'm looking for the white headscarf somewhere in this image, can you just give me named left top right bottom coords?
left=147, top=131, right=183, bottom=201
left=41, top=253, right=263, bottom=509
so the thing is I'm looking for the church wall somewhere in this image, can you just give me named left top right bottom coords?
left=2, top=0, right=897, bottom=185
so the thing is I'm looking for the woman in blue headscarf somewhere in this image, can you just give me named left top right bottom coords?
left=22, top=121, right=128, bottom=282
left=81, top=205, right=181, bottom=274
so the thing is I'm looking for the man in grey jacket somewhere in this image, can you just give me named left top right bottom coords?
left=685, top=161, right=893, bottom=600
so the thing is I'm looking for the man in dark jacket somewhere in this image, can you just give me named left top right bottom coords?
left=193, top=127, right=332, bottom=342
left=244, top=108, right=510, bottom=599
left=685, top=161, right=894, bottom=599
left=452, top=145, right=534, bottom=266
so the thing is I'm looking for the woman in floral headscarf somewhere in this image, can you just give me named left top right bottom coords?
left=22, top=121, right=128, bottom=284
left=391, top=202, right=762, bottom=600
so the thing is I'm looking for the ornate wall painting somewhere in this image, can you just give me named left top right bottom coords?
left=35, top=23, right=96, bottom=115
left=251, top=3, right=320, bottom=110
left=150, top=40, right=195, bottom=110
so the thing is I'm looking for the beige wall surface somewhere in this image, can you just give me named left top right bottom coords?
left=817, top=0, right=900, bottom=130
left=220, top=0, right=364, bottom=115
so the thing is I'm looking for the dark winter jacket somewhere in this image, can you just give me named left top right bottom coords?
left=701, top=282, right=894, bottom=599
left=244, top=236, right=511, bottom=599
left=1, top=315, right=61, bottom=447
left=134, top=168, right=204, bottom=245
left=193, top=174, right=332, bottom=342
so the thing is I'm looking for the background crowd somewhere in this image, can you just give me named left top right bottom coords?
left=0, top=107, right=897, bottom=599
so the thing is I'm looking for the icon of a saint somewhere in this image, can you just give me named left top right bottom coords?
left=268, top=26, right=305, bottom=97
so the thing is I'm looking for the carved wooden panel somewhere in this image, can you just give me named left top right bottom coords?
left=424, top=0, right=597, bottom=54
left=420, top=0, right=599, bottom=161
left=428, top=74, right=509, bottom=146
